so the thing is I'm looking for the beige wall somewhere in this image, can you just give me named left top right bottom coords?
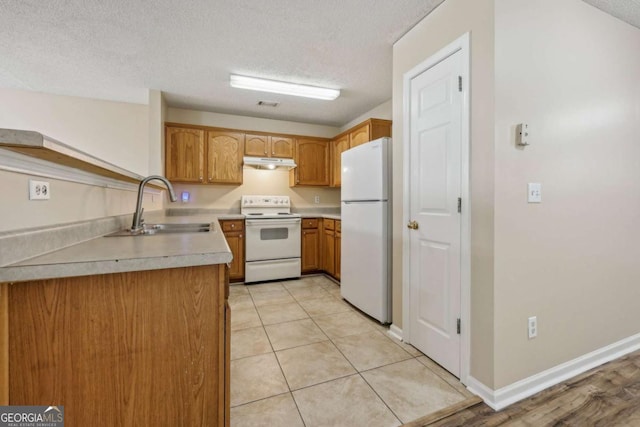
left=148, top=90, right=166, bottom=176
left=166, top=107, right=341, bottom=209
left=167, top=108, right=339, bottom=138
left=0, top=170, right=160, bottom=232
left=0, top=88, right=160, bottom=232
left=392, top=0, right=496, bottom=387
left=339, top=99, right=392, bottom=133
left=172, top=169, right=340, bottom=211
left=493, top=0, right=640, bottom=388
left=0, top=88, right=149, bottom=175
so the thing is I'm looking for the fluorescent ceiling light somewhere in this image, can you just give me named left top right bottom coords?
left=230, top=74, right=340, bottom=101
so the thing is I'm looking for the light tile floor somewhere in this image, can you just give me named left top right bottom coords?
left=229, top=275, right=474, bottom=427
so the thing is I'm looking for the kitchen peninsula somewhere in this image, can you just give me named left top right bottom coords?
left=0, top=214, right=234, bottom=426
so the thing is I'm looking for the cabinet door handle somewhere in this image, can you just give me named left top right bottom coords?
left=199, top=176, right=203, bottom=182
left=239, top=234, right=242, bottom=238
left=231, top=224, right=235, bottom=228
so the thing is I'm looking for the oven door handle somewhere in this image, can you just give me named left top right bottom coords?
left=245, top=219, right=302, bottom=227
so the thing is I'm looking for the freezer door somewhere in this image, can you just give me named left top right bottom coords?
left=340, top=200, right=390, bottom=323
left=341, top=138, right=390, bottom=202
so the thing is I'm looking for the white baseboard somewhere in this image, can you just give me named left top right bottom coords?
left=388, top=324, right=403, bottom=341
left=466, top=331, right=640, bottom=411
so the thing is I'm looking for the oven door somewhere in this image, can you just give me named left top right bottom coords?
left=245, top=218, right=301, bottom=261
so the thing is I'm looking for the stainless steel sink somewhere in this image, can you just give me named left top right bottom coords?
left=106, top=223, right=212, bottom=236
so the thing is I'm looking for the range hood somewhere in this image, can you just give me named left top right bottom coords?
left=243, top=156, right=297, bottom=170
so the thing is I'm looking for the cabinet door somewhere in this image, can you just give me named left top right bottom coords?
left=323, top=229, right=335, bottom=276
left=302, top=228, right=320, bottom=272
left=293, top=138, right=329, bottom=186
left=370, top=119, right=392, bottom=140
left=165, top=126, right=205, bottom=182
left=223, top=231, right=244, bottom=281
left=331, top=135, right=350, bottom=187
left=271, top=136, right=294, bottom=158
left=207, top=131, right=244, bottom=184
left=349, top=123, right=371, bottom=148
left=335, top=228, right=341, bottom=280
left=220, top=220, right=245, bottom=281
left=245, top=134, right=269, bottom=157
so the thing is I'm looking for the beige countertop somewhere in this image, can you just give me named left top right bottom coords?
left=0, top=214, right=233, bottom=283
left=298, top=213, right=341, bottom=220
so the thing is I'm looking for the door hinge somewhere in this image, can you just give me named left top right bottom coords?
left=458, top=76, right=462, bottom=92
left=457, top=197, right=462, bottom=213
left=457, top=318, right=461, bottom=335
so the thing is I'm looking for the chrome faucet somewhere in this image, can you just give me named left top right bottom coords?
left=131, top=175, right=177, bottom=233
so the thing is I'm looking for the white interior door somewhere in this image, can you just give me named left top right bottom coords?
left=408, top=49, right=463, bottom=377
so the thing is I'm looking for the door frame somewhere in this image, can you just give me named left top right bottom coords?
left=402, top=32, right=471, bottom=384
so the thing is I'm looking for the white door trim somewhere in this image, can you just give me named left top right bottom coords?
left=402, top=32, right=471, bottom=384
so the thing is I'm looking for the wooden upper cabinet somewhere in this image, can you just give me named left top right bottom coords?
left=207, top=131, right=244, bottom=184
left=330, top=134, right=350, bottom=187
left=349, top=123, right=371, bottom=148
left=271, top=136, right=294, bottom=158
left=245, top=134, right=294, bottom=158
left=291, top=138, right=330, bottom=186
left=165, top=126, right=205, bottom=182
left=245, top=134, right=269, bottom=157
left=348, top=119, right=392, bottom=149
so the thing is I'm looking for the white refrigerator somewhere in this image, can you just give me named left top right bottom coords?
left=341, top=137, right=391, bottom=323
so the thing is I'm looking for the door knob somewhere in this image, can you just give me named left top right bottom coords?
left=407, top=220, right=419, bottom=230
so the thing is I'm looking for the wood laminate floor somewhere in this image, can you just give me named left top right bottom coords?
left=417, top=349, right=640, bottom=426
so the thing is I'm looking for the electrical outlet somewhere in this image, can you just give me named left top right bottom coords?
left=29, top=180, right=50, bottom=200
left=528, top=316, right=537, bottom=339
left=314, top=195, right=320, bottom=204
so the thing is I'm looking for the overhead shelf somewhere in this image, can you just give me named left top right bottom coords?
left=0, top=128, right=156, bottom=188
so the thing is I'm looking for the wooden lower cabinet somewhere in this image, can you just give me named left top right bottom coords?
left=302, top=218, right=320, bottom=272
left=3, top=265, right=231, bottom=426
left=220, top=220, right=245, bottom=281
left=303, top=218, right=341, bottom=279
left=323, top=219, right=336, bottom=277
left=335, top=222, right=341, bottom=280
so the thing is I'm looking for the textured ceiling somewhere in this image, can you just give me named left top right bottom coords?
left=0, top=0, right=444, bottom=126
left=582, top=0, right=640, bottom=29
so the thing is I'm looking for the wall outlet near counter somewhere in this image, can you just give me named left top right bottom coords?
left=314, top=195, right=320, bottom=204
left=29, top=179, right=50, bottom=200
left=528, top=316, right=537, bottom=339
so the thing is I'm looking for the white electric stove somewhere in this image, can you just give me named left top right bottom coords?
left=241, top=195, right=301, bottom=283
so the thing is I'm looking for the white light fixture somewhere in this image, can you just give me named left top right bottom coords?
left=230, top=74, right=340, bottom=101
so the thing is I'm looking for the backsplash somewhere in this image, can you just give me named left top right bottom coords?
left=171, top=168, right=341, bottom=211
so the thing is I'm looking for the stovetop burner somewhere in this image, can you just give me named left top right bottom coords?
left=240, top=195, right=300, bottom=218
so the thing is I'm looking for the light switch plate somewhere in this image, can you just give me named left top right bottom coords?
left=516, top=123, right=530, bottom=146
left=528, top=183, right=541, bottom=203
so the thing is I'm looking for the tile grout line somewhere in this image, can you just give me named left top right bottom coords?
left=234, top=278, right=463, bottom=425
left=260, top=279, right=313, bottom=426
left=357, top=371, right=404, bottom=425
left=233, top=281, right=310, bottom=425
